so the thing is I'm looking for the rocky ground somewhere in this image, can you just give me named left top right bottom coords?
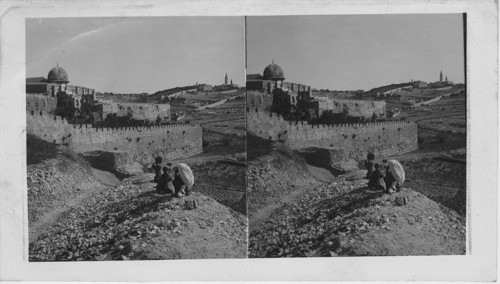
left=29, top=170, right=247, bottom=261
left=28, top=135, right=247, bottom=261
left=249, top=174, right=465, bottom=258
left=247, top=143, right=320, bottom=221
left=248, top=135, right=466, bottom=257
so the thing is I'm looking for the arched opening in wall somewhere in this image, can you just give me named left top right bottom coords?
left=54, top=116, right=57, bottom=120
left=398, top=127, right=401, bottom=131
left=40, top=111, right=43, bottom=116
left=382, top=127, right=385, bottom=131
left=136, top=138, right=140, bottom=142
left=31, top=111, right=34, bottom=115
left=352, top=134, right=356, bottom=139
left=62, top=137, right=66, bottom=142
left=114, top=147, right=118, bottom=150
left=182, top=131, right=186, bottom=135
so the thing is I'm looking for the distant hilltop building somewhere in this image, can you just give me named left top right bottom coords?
left=412, top=81, right=428, bottom=89
left=429, top=70, right=454, bottom=88
left=214, top=72, right=239, bottom=90
left=26, top=65, right=170, bottom=125
left=197, top=84, right=213, bottom=92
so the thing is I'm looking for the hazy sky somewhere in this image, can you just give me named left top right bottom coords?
left=26, top=17, right=245, bottom=93
left=247, top=14, right=465, bottom=91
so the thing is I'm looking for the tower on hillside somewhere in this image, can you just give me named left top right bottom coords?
left=225, top=73, right=228, bottom=85
left=445, top=76, right=448, bottom=82
left=440, top=70, right=443, bottom=82
left=230, top=79, right=233, bottom=85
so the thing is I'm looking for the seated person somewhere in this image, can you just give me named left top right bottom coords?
left=149, top=156, right=163, bottom=183
left=172, top=168, right=190, bottom=197
left=368, top=163, right=386, bottom=191
left=364, top=153, right=376, bottom=180
left=172, top=163, right=194, bottom=197
left=382, top=159, right=405, bottom=193
left=156, top=166, right=175, bottom=194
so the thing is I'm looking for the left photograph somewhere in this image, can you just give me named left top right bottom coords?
left=26, top=17, right=247, bottom=261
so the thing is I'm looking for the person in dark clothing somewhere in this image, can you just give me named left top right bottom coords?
left=156, top=166, right=175, bottom=194
left=382, top=159, right=397, bottom=193
left=364, top=153, right=376, bottom=180
left=150, top=156, right=163, bottom=183
left=368, top=163, right=386, bottom=191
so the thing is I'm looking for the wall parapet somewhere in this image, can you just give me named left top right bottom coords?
left=26, top=112, right=203, bottom=162
left=247, top=109, right=418, bottom=159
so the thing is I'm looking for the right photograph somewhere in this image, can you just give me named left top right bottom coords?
left=246, top=14, right=466, bottom=257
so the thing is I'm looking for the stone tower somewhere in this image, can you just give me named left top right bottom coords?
left=225, top=73, right=228, bottom=85
left=445, top=76, right=448, bottom=82
left=440, top=70, right=443, bottom=82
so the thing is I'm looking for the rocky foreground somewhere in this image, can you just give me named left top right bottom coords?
left=29, top=163, right=247, bottom=261
left=249, top=177, right=466, bottom=258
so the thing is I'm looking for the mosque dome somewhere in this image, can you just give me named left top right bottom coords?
left=47, top=66, right=69, bottom=83
left=263, top=62, right=285, bottom=80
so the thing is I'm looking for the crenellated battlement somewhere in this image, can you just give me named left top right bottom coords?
left=247, top=109, right=418, bottom=159
left=26, top=112, right=203, bottom=163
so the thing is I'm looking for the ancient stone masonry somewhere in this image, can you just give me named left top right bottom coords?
left=26, top=94, right=57, bottom=116
left=101, top=102, right=171, bottom=122
left=315, top=98, right=386, bottom=118
left=27, top=113, right=202, bottom=164
left=247, top=109, right=418, bottom=160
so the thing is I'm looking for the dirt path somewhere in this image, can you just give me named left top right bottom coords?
left=169, top=153, right=234, bottom=165
left=29, top=167, right=122, bottom=242
left=91, top=167, right=120, bottom=186
left=30, top=184, right=107, bottom=242
left=249, top=182, right=314, bottom=230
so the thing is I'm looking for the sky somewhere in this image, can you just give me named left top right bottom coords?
left=26, top=17, right=245, bottom=94
left=246, top=14, right=465, bottom=91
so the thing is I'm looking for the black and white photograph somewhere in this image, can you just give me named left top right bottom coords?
left=246, top=14, right=467, bottom=258
left=25, top=17, right=247, bottom=261
left=0, top=0, right=497, bottom=282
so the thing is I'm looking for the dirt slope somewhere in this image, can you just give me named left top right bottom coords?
left=247, top=146, right=321, bottom=220
left=249, top=177, right=465, bottom=258
left=29, top=173, right=247, bottom=261
left=28, top=155, right=105, bottom=228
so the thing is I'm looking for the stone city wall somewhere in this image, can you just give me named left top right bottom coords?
left=247, top=109, right=417, bottom=160
left=27, top=112, right=202, bottom=163
left=101, top=102, right=171, bottom=122
left=315, top=98, right=387, bottom=118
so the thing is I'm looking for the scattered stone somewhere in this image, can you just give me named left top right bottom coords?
left=395, top=196, right=408, bottom=206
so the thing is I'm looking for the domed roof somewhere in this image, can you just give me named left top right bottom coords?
left=263, top=62, right=285, bottom=80
left=47, top=66, right=69, bottom=83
